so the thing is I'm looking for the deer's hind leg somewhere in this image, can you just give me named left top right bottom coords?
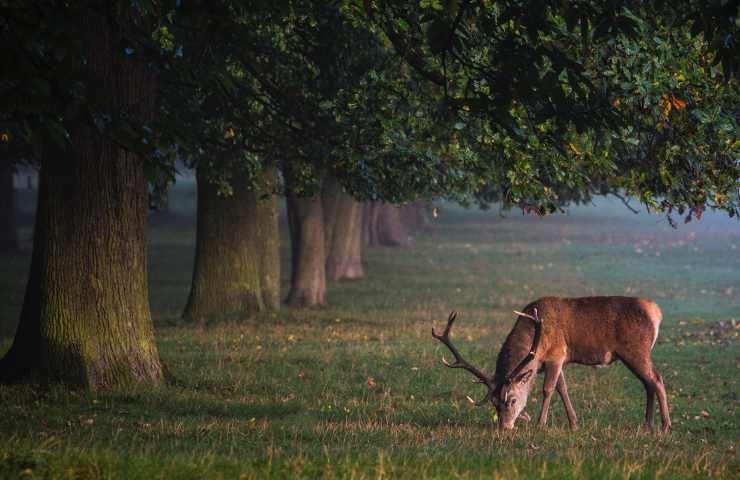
left=617, top=352, right=671, bottom=433
left=556, top=371, right=578, bottom=430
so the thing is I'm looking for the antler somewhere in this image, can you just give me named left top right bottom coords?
left=506, top=308, right=543, bottom=383
left=432, top=312, right=496, bottom=406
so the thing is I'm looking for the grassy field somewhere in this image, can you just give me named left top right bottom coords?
left=0, top=184, right=738, bottom=479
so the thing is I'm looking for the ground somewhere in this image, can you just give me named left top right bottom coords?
left=0, top=184, right=738, bottom=479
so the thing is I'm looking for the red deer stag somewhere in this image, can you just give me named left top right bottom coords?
left=432, top=297, right=671, bottom=432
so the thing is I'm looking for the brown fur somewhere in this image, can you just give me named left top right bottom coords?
left=494, top=296, right=670, bottom=432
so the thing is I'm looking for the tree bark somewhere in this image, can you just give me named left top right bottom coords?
left=323, top=179, right=363, bottom=281
left=0, top=147, right=164, bottom=388
left=322, top=178, right=340, bottom=255
left=362, top=202, right=414, bottom=247
left=0, top=9, right=163, bottom=389
left=0, top=161, right=18, bottom=252
left=183, top=166, right=280, bottom=322
left=362, top=201, right=380, bottom=246
left=286, top=193, right=326, bottom=307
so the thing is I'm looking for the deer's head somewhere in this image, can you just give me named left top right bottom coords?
left=432, top=309, right=542, bottom=430
left=493, top=362, right=538, bottom=428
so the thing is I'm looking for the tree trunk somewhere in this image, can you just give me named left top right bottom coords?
left=0, top=161, right=18, bottom=251
left=400, top=200, right=431, bottom=233
left=323, top=179, right=363, bottom=281
left=0, top=9, right=163, bottom=389
left=362, top=202, right=380, bottom=246
left=0, top=149, right=163, bottom=388
left=257, top=170, right=281, bottom=310
left=322, top=178, right=340, bottom=255
left=362, top=202, right=414, bottom=247
left=183, top=166, right=280, bottom=322
left=286, top=193, right=326, bottom=307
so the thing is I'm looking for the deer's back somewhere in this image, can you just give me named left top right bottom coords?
left=525, top=296, right=662, bottom=366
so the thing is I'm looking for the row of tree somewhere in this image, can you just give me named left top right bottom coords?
left=0, top=0, right=737, bottom=390
left=183, top=167, right=423, bottom=319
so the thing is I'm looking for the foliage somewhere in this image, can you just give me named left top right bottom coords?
left=368, top=0, right=739, bottom=218
left=0, top=1, right=177, bottom=161
left=592, top=17, right=739, bottom=223
left=1, top=1, right=737, bottom=214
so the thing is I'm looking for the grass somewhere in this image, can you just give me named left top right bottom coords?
left=0, top=183, right=738, bottom=479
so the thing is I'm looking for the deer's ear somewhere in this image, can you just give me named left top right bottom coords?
left=515, top=369, right=533, bottom=384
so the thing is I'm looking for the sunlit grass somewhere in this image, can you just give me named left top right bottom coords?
left=0, top=190, right=738, bottom=478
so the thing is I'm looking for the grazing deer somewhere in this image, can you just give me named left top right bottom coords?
left=432, top=297, right=671, bottom=432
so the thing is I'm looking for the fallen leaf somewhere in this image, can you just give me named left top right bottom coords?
left=670, top=95, right=687, bottom=109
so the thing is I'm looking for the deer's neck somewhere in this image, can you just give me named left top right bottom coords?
left=495, top=319, right=539, bottom=380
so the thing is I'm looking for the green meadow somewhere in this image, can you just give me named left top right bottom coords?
left=1, top=186, right=738, bottom=479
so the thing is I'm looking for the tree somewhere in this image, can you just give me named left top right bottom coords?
left=144, top=3, right=290, bottom=321
left=0, top=4, right=168, bottom=388
left=286, top=190, right=327, bottom=307
left=323, top=177, right=364, bottom=280
left=0, top=146, right=164, bottom=388
left=183, top=165, right=279, bottom=322
left=401, top=200, right=432, bottom=233
left=362, top=202, right=414, bottom=247
left=225, top=3, right=435, bottom=306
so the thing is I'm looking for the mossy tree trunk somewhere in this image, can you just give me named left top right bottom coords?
left=323, top=178, right=363, bottom=281
left=0, top=10, right=164, bottom=389
left=0, top=152, right=164, bottom=388
left=183, top=166, right=280, bottom=322
left=286, top=193, right=326, bottom=307
left=362, top=202, right=414, bottom=247
left=0, top=161, right=18, bottom=252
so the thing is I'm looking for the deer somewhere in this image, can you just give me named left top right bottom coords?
left=432, top=296, right=671, bottom=432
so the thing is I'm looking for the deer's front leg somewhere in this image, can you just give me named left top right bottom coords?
left=537, top=362, right=563, bottom=427
left=556, top=371, right=578, bottom=430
